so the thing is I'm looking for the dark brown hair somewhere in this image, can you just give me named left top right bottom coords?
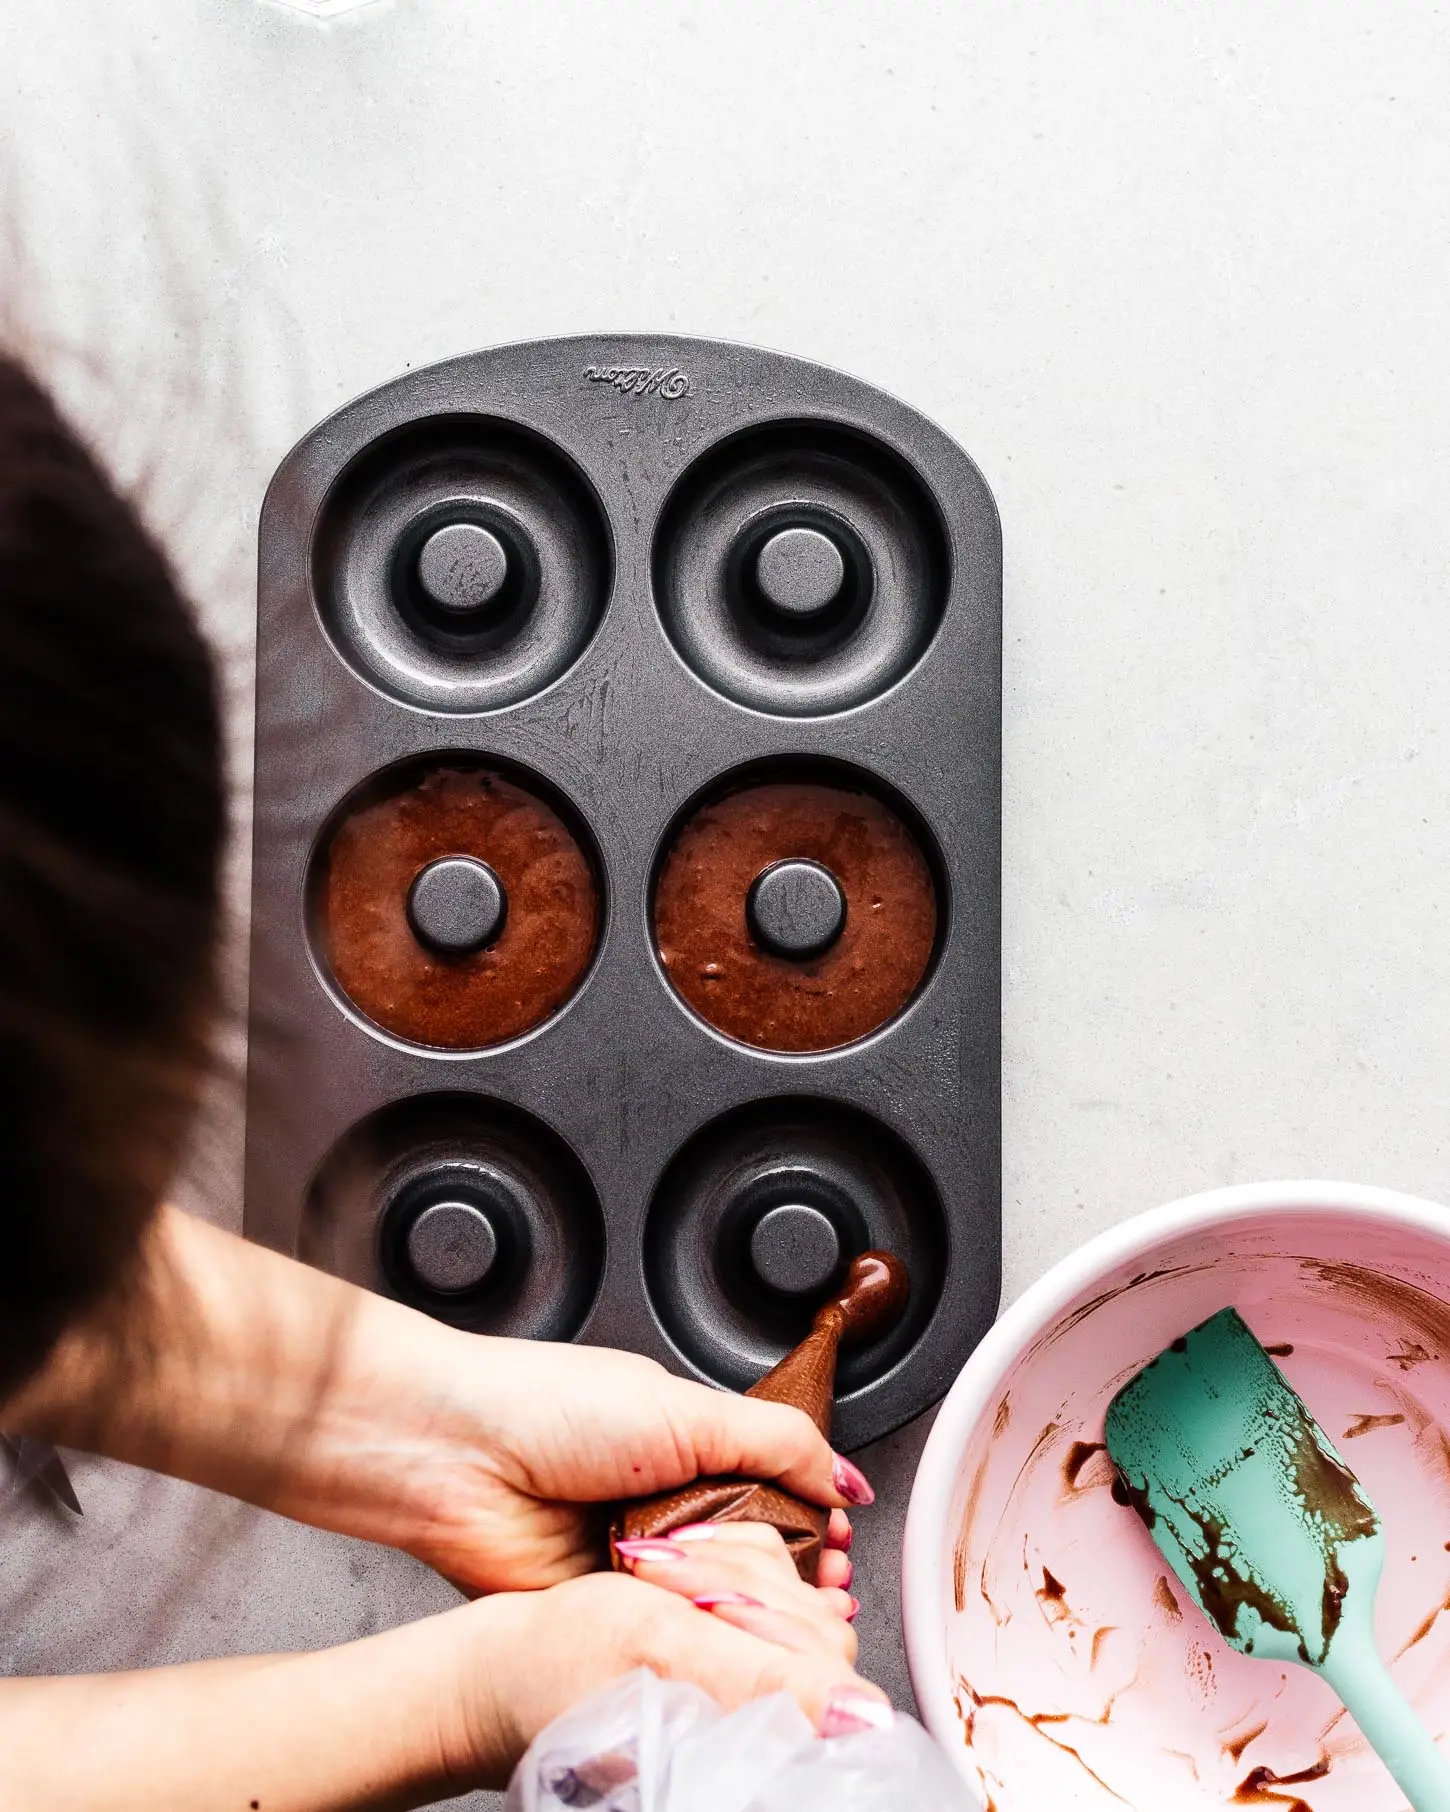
left=0, top=354, right=224, bottom=1398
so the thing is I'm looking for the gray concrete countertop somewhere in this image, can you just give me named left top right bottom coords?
left=3, top=2, right=1449, bottom=1806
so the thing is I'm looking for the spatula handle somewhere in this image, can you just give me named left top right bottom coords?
left=1323, top=1639, right=1450, bottom=1811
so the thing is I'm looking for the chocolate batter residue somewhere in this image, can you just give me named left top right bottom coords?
left=653, top=779, right=936, bottom=1052
left=956, top=1677, right=1128, bottom=1803
left=320, top=765, right=599, bottom=1049
left=1286, top=1419, right=1379, bottom=1659
left=1109, top=1462, right=1156, bottom=1527
left=1232, top=1752, right=1329, bottom=1810
left=1308, top=1263, right=1450, bottom=1369
left=1063, top=1440, right=1107, bottom=1488
left=1341, top=1412, right=1405, bottom=1439
left=1264, top=1343, right=1295, bottom=1357
left=1036, top=1567, right=1070, bottom=1622
left=954, top=1453, right=990, bottom=1613
left=1224, top=1717, right=1269, bottom=1763
left=1394, top=1586, right=1450, bottom=1659
left=1119, top=1420, right=1375, bottom=1665
left=1179, top=1500, right=1310, bottom=1660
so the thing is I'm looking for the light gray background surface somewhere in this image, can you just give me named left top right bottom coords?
left=2, top=2, right=1448, bottom=1807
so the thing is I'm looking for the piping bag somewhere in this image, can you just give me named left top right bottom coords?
left=611, top=1250, right=908, bottom=1583
left=505, top=1668, right=976, bottom=1811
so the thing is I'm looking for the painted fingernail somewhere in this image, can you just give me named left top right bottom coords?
left=832, top=1454, right=875, bottom=1506
left=820, top=1689, right=894, bottom=1738
left=670, top=1523, right=721, bottom=1543
left=614, top=1538, right=687, bottom=1567
left=840, top=1560, right=855, bottom=1590
left=692, top=1592, right=765, bottom=1610
left=845, top=1595, right=861, bottom=1623
left=826, top=1522, right=854, bottom=1552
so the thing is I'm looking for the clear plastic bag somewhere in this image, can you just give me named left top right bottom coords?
left=505, top=1669, right=980, bottom=1811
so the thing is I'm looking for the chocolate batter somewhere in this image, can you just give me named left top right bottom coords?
left=319, top=764, right=599, bottom=1049
left=654, top=779, right=937, bottom=1052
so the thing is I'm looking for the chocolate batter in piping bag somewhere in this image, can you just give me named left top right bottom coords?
left=612, top=1251, right=908, bottom=1583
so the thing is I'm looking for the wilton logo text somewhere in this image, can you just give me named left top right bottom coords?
left=582, top=365, right=693, bottom=400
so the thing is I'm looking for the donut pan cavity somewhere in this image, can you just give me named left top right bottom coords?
left=245, top=334, right=1001, bottom=1455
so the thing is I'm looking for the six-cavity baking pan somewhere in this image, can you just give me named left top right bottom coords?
left=244, top=334, right=1001, bottom=1472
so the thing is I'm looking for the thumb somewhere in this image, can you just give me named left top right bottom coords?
left=673, top=1380, right=866, bottom=1509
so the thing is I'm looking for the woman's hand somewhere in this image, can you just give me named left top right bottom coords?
left=458, top=1524, right=890, bottom=1787
left=3, top=1208, right=864, bottom=1595
left=387, top=1334, right=867, bottom=1594
left=613, top=1520, right=861, bottom=1659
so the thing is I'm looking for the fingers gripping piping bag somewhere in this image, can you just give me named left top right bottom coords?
left=612, top=1251, right=909, bottom=1582
left=505, top=1669, right=977, bottom=1811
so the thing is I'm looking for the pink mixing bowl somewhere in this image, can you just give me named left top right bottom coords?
left=903, top=1183, right=1450, bottom=1812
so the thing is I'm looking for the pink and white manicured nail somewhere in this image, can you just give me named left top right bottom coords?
left=820, top=1689, right=894, bottom=1738
left=613, top=1538, right=688, bottom=1567
left=845, top=1595, right=861, bottom=1623
left=832, top=1454, right=875, bottom=1506
left=691, top=1592, right=765, bottom=1610
left=669, top=1523, right=723, bottom=1543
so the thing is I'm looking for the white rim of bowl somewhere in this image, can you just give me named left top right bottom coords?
left=901, top=1177, right=1450, bottom=1784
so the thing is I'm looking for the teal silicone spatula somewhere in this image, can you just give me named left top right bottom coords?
left=1105, top=1307, right=1450, bottom=1811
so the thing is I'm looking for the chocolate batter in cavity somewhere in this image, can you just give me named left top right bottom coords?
left=654, top=780, right=936, bottom=1052
left=320, top=765, right=599, bottom=1049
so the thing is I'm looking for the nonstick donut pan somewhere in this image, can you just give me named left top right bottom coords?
left=244, top=334, right=1001, bottom=1458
